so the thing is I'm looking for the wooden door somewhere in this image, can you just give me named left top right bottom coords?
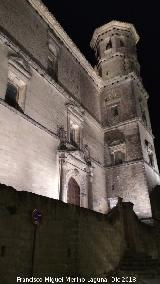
left=67, top=177, right=80, bottom=206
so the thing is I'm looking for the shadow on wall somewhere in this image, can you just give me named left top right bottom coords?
left=150, top=185, right=160, bottom=221
left=0, top=184, right=159, bottom=283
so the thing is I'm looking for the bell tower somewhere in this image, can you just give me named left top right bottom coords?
left=91, top=21, right=140, bottom=80
left=91, top=21, right=160, bottom=219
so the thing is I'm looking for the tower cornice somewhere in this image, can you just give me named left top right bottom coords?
left=90, top=20, right=140, bottom=49
left=103, top=117, right=154, bottom=139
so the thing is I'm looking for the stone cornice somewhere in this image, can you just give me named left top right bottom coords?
left=105, top=158, right=160, bottom=175
left=90, top=20, right=140, bottom=49
left=104, top=117, right=139, bottom=131
left=105, top=159, right=144, bottom=169
left=27, top=0, right=103, bottom=90
left=103, top=72, right=149, bottom=99
left=104, top=117, right=154, bottom=139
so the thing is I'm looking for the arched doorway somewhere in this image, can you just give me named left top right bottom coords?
left=67, top=177, right=80, bottom=206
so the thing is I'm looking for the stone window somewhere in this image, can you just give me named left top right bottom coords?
left=114, top=151, right=125, bottom=165
left=111, top=150, right=125, bottom=165
left=5, top=82, right=18, bottom=106
left=48, top=31, right=59, bottom=81
left=109, top=141, right=126, bottom=166
left=6, top=54, right=31, bottom=112
left=5, top=73, right=27, bottom=113
left=144, top=139, right=154, bottom=167
left=106, top=40, right=112, bottom=50
left=69, top=119, right=80, bottom=147
left=5, top=82, right=22, bottom=111
left=107, top=103, right=120, bottom=125
left=149, top=153, right=154, bottom=167
left=111, top=105, right=119, bottom=117
left=47, top=50, right=58, bottom=81
left=66, top=102, right=84, bottom=149
left=120, top=39, right=124, bottom=47
left=145, top=139, right=149, bottom=147
left=142, top=111, right=147, bottom=125
left=139, top=98, right=147, bottom=126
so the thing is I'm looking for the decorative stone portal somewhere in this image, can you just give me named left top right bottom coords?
left=67, top=177, right=80, bottom=206
left=58, top=142, right=93, bottom=209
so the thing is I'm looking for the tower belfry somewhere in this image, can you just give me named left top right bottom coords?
left=91, top=21, right=160, bottom=219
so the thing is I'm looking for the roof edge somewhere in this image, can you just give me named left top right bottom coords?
left=27, top=0, right=103, bottom=89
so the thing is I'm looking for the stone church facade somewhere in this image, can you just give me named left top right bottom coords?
left=0, top=0, right=159, bottom=219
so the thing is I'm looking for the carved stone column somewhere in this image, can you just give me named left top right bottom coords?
left=59, top=151, right=66, bottom=201
left=87, top=165, right=94, bottom=210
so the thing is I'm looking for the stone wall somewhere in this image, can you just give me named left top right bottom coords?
left=150, top=185, right=160, bottom=220
left=144, top=163, right=160, bottom=191
left=139, top=122, right=159, bottom=173
left=0, top=186, right=159, bottom=284
left=24, top=70, right=68, bottom=133
left=0, top=41, right=102, bottom=163
left=0, top=29, right=104, bottom=210
left=80, top=69, right=101, bottom=122
left=83, top=116, right=104, bottom=165
left=0, top=103, right=60, bottom=198
left=104, top=122, right=142, bottom=166
left=133, top=81, right=151, bottom=130
left=101, top=80, right=137, bottom=127
left=0, top=0, right=101, bottom=121
left=122, top=203, right=160, bottom=258
left=0, top=185, right=126, bottom=283
left=0, top=0, right=104, bottom=207
left=58, top=45, right=101, bottom=122
left=106, top=162, right=152, bottom=218
left=138, top=122, right=160, bottom=192
left=0, top=0, right=48, bottom=68
left=0, top=100, right=106, bottom=213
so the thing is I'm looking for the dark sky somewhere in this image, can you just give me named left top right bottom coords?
left=42, top=0, right=160, bottom=166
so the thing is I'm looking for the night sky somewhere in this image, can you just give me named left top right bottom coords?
left=42, top=0, right=160, bottom=167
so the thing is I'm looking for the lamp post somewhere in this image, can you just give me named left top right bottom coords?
left=31, top=209, right=42, bottom=277
left=59, top=152, right=66, bottom=201
left=57, top=125, right=67, bottom=201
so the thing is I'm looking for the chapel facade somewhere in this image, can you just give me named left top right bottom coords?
left=0, top=0, right=159, bottom=219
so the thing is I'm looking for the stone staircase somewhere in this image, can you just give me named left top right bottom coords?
left=113, top=250, right=160, bottom=283
left=118, top=251, right=160, bottom=284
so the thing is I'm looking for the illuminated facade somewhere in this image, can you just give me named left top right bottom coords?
left=0, top=0, right=159, bottom=218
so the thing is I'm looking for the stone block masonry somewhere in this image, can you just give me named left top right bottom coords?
left=0, top=184, right=159, bottom=284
